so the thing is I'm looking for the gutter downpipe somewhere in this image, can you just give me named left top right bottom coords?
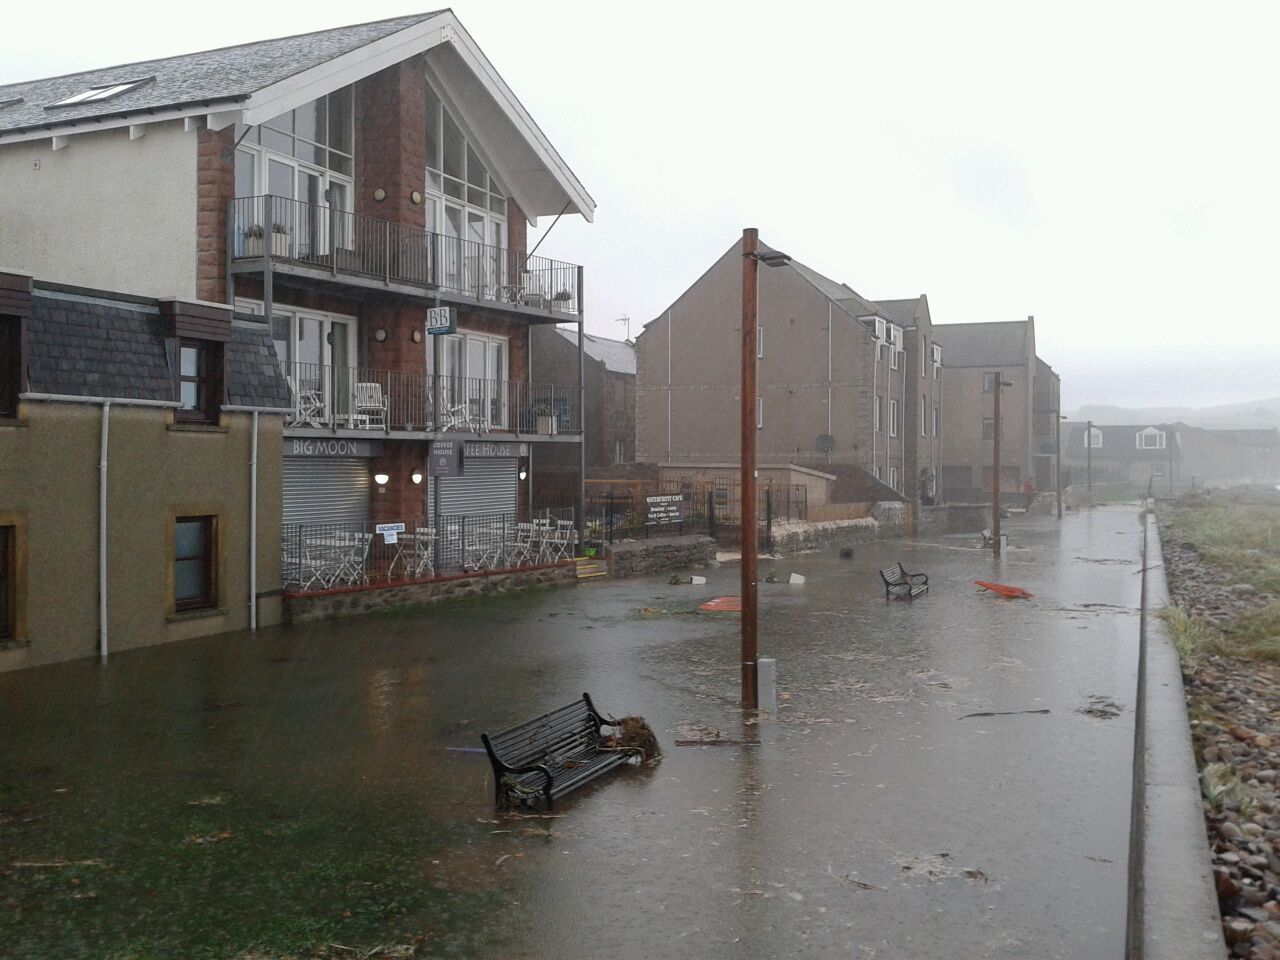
left=21, top=393, right=180, bottom=661
left=222, top=405, right=290, bottom=632
left=872, top=337, right=879, bottom=477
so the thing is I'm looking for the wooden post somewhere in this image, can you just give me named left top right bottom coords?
left=741, top=228, right=759, bottom=710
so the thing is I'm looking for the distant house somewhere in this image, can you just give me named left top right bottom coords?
left=1061, top=422, right=1181, bottom=490
left=932, top=318, right=1060, bottom=503
left=634, top=235, right=935, bottom=504
left=1181, top=427, right=1280, bottom=485
left=529, top=327, right=635, bottom=496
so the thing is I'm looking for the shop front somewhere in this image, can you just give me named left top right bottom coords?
left=282, top=436, right=383, bottom=524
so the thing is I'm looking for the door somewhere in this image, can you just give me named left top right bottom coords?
left=282, top=458, right=372, bottom=524
left=429, top=458, right=518, bottom=517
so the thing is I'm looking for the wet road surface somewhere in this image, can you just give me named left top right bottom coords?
left=1, top=505, right=1143, bottom=958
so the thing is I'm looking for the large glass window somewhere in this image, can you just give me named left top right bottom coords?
left=429, top=330, right=509, bottom=428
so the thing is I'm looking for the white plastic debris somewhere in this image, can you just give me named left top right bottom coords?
left=788, top=573, right=806, bottom=584
left=690, top=575, right=707, bottom=585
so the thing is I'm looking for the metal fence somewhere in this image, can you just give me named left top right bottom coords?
left=281, top=513, right=577, bottom=593
left=279, top=361, right=580, bottom=434
left=231, top=195, right=581, bottom=314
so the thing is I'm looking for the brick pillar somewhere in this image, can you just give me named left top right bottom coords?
left=366, top=299, right=426, bottom=377
left=196, top=123, right=235, bottom=302
left=371, top=443, right=426, bottom=528
left=355, top=59, right=427, bottom=230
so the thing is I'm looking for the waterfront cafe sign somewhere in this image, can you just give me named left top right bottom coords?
left=646, top=493, right=685, bottom=525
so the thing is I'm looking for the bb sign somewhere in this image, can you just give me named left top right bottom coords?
left=426, top=306, right=457, bottom=335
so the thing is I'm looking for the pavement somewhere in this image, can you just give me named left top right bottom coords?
left=0, top=505, right=1147, bottom=959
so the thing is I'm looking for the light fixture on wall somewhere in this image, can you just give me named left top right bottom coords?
left=410, top=190, right=422, bottom=204
left=374, top=472, right=390, bottom=493
left=373, top=188, right=387, bottom=202
left=411, top=470, right=423, bottom=484
left=374, top=328, right=387, bottom=342
left=518, top=467, right=528, bottom=481
left=411, top=329, right=423, bottom=343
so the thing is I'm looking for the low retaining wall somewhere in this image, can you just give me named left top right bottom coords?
left=284, top=562, right=577, bottom=623
left=1129, top=512, right=1225, bottom=958
left=606, top=535, right=718, bottom=578
left=919, top=503, right=990, bottom=536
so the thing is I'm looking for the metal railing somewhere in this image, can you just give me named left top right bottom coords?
left=230, top=195, right=581, bottom=314
left=281, top=361, right=580, bottom=434
left=281, top=513, right=577, bottom=593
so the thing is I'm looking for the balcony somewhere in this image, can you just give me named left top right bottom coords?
left=229, top=196, right=581, bottom=317
left=281, top=361, right=580, bottom=436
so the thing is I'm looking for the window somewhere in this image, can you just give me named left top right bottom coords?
left=920, top=339, right=928, bottom=378
left=933, top=405, right=940, bottom=437
left=757, top=396, right=763, bottom=430
left=615, top=439, right=626, bottom=464
left=889, top=466, right=899, bottom=491
left=874, top=395, right=882, bottom=433
left=174, top=516, right=215, bottom=612
left=757, top=326, right=763, bottom=359
left=889, top=399, right=899, bottom=438
left=0, top=524, right=14, bottom=640
left=48, top=78, right=151, bottom=108
left=873, top=465, right=882, bottom=480
left=0, top=316, right=20, bottom=417
left=983, top=418, right=995, bottom=440
left=983, top=372, right=996, bottom=393
left=932, top=344, right=942, bottom=380
left=890, top=343, right=900, bottom=370
left=1137, top=429, right=1166, bottom=449
left=428, top=329, right=509, bottom=428
left=1086, top=427, right=1103, bottom=448
left=921, top=397, right=928, bottom=436
left=177, top=340, right=219, bottom=423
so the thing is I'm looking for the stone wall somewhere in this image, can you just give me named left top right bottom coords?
left=606, top=535, right=717, bottom=578
left=918, top=502, right=991, bottom=536
left=284, top=562, right=576, bottom=623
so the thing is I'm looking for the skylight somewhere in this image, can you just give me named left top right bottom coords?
left=47, top=78, right=151, bottom=109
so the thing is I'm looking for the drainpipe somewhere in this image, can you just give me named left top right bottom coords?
left=21, top=393, right=180, bottom=661
left=901, top=344, right=907, bottom=493
left=223, top=404, right=289, bottom=632
left=99, top=402, right=110, bottom=659
left=871, top=336, right=879, bottom=478
left=826, top=303, right=832, bottom=465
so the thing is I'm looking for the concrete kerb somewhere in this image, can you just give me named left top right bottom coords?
left=1128, top=506, right=1226, bottom=959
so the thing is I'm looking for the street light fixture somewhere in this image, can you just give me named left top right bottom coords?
left=740, top=227, right=791, bottom=710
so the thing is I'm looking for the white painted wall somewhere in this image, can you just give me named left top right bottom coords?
left=0, top=120, right=198, bottom=298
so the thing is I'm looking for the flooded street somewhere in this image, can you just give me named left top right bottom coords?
left=2, top=506, right=1143, bottom=959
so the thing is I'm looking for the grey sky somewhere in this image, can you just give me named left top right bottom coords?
left=5, top=0, right=1278, bottom=410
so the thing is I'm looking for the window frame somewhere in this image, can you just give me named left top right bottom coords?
left=173, top=515, right=217, bottom=613
left=756, top=396, right=763, bottom=430
left=983, top=417, right=995, bottom=440
left=983, top=372, right=996, bottom=393
left=874, top=395, right=882, bottom=433
left=176, top=339, right=219, bottom=423
left=1137, top=429, right=1166, bottom=450
left=889, top=399, right=899, bottom=438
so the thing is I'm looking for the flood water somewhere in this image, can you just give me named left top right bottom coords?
left=1, top=506, right=1143, bottom=959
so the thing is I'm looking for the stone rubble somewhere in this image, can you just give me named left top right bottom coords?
left=1161, top=519, right=1280, bottom=960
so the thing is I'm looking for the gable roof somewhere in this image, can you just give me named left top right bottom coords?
left=0, top=12, right=594, bottom=222
left=931, top=321, right=1031, bottom=367
left=1062, top=422, right=1182, bottom=461
left=874, top=297, right=929, bottom=329
left=26, top=288, right=289, bottom=408
left=555, top=328, right=635, bottom=375
left=0, top=14, right=439, bottom=135
left=775, top=247, right=890, bottom=323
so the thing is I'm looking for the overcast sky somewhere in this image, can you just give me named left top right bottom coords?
left=5, top=1, right=1278, bottom=411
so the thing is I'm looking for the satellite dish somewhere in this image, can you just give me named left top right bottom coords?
left=816, top=434, right=835, bottom=453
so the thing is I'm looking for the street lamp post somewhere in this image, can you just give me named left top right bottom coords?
left=1087, top=418, right=1094, bottom=503
left=991, top=373, right=1014, bottom=557
left=739, top=227, right=789, bottom=710
left=1056, top=412, right=1066, bottom=520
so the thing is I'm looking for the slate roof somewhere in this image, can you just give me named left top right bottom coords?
left=1208, top=428, right=1280, bottom=447
left=0, top=13, right=442, bottom=136
left=26, top=289, right=289, bottom=408
left=874, top=298, right=924, bottom=329
left=782, top=253, right=888, bottom=322
left=554, top=328, right=635, bottom=375
left=931, top=321, right=1031, bottom=367
left=1063, top=422, right=1182, bottom=462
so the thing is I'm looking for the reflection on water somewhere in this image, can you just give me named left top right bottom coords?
left=1, top=507, right=1142, bottom=959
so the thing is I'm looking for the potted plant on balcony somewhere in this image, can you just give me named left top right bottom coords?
left=551, top=289, right=573, bottom=310
left=533, top=402, right=558, bottom=436
left=242, top=223, right=291, bottom=258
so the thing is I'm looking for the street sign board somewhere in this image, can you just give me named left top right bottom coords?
left=430, top=437, right=464, bottom=478
left=426, top=306, right=457, bottom=335
left=646, top=493, right=685, bottom=525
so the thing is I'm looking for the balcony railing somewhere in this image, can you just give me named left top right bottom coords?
left=282, top=361, right=580, bottom=435
left=230, top=195, right=581, bottom=315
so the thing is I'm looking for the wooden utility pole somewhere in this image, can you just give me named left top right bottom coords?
left=1055, top=411, right=1063, bottom=519
left=992, top=372, right=1004, bottom=556
left=740, top=228, right=759, bottom=710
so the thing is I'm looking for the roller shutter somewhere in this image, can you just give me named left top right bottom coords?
left=283, top=458, right=371, bottom=524
left=427, top=458, right=517, bottom=517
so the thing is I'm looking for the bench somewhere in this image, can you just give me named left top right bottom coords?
left=880, top=562, right=929, bottom=600
left=480, top=693, right=634, bottom=809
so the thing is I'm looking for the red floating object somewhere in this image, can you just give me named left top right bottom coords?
left=975, top=580, right=1033, bottom=600
left=699, top=596, right=742, bottom=612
